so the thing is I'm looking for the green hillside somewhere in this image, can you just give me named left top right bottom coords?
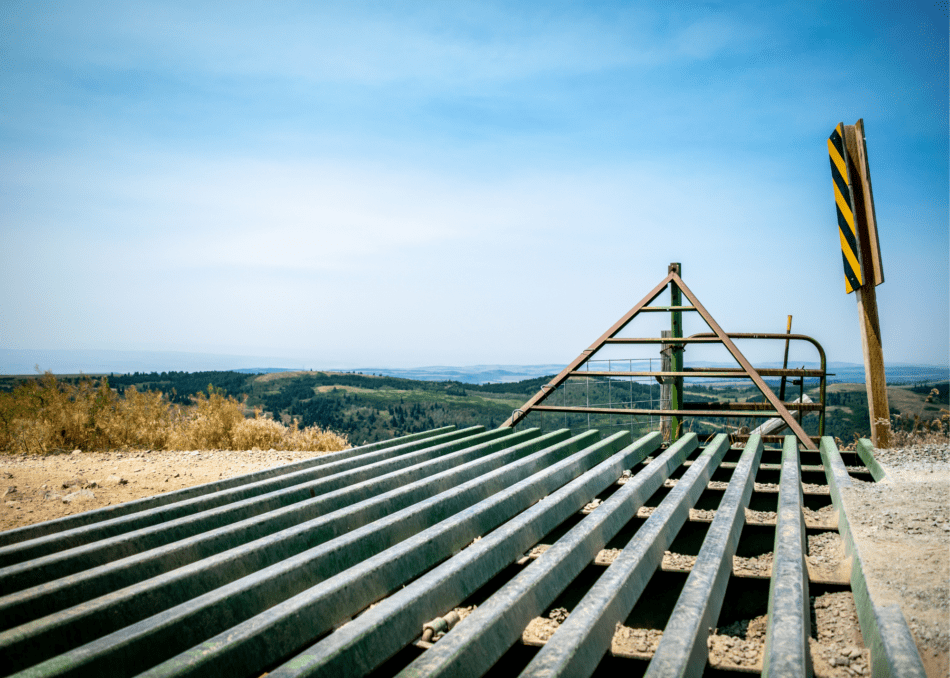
left=5, top=369, right=943, bottom=446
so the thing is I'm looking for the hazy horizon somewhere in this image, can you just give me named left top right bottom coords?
left=2, top=2, right=947, bottom=369
left=1, top=349, right=946, bottom=387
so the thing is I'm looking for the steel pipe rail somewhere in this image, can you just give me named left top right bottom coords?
left=519, top=434, right=731, bottom=678
left=634, top=306, right=698, bottom=312
left=0, top=426, right=488, bottom=568
left=0, top=427, right=457, bottom=548
left=688, top=331, right=828, bottom=438
left=762, top=436, right=812, bottom=677
left=1, top=428, right=568, bottom=673
left=0, top=427, right=508, bottom=592
left=819, top=438, right=925, bottom=678
left=603, top=337, right=729, bottom=344
left=396, top=433, right=699, bottom=678
left=568, top=369, right=824, bottom=378
left=0, top=428, right=550, bottom=638
left=644, top=435, right=764, bottom=678
left=530, top=404, right=794, bottom=418
left=266, top=432, right=663, bottom=678
left=2, top=428, right=923, bottom=678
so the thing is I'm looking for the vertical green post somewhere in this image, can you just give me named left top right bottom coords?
left=669, top=263, right=684, bottom=440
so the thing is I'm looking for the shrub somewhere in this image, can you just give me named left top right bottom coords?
left=231, top=414, right=288, bottom=450
left=0, top=373, right=348, bottom=454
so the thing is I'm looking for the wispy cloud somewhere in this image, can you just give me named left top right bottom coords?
left=1, top=0, right=946, bottom=367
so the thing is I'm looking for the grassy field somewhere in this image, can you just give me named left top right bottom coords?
left=1, top=370, right=946, bottom=452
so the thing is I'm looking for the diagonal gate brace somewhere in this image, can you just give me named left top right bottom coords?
left=503, top=269, right=817, bottom=451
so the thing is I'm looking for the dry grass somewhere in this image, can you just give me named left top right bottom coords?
left=834, top=388, right=950, bottom=450
left=0, top=373, right=348, bottom=455
left=885, top=388, right=950, bottom=447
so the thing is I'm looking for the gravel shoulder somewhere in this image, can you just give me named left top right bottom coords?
left=0, top=448, right=336, bottom=532
left=841, top=442, right=950, bottom=678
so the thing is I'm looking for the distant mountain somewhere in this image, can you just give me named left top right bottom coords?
left=680, top=361, right=948, bottom=385
left=1, top=349, right=945, bottom=386
left=0, top=349, right=302, bottom=376
left=353, top=365, right=567, bottom=384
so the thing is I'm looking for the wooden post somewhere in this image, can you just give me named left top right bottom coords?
left=843, top=122, right=890, bottom=448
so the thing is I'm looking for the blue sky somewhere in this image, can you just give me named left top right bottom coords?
left=1, top=0, right=947, bottom=372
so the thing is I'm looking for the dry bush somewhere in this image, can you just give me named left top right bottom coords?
left=0, top=373, right=348, bottom=454
left=0, top=373, right=112, bottom=453
left=231, top=412, right=348, bottom=452
left=166, top=389, right=247, bottom=450
left=93, top=385, right=172, bottom=450
left=284, top=419, right=348, bottom=452
left=231, top=414, right=287, bottom=450
left=872, top=388, right=949, bottom=448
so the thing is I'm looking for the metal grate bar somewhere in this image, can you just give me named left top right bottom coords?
left=645, top=434, right=764, bottom=677
left=0, top=429, right=548, bottom=636
left=818, top=438, right=926, bottom=678
left=135, top=431, right=628, bottom=678
left=519, top=434, right=731, bottom=677
left=762, top=436, right=812, bottom=677
left=9, top=431, right=602, bottom=677
left=0, top=426, right=487, bottom=567
left=0, top=427, right=505, bottom=591
left=394, top=432, right=698, bottom=678
left=265, top=431, right=661, bottom=677
left=0, top=427, right=459, bottom=548
left=1, top=429, right=565, bottom=672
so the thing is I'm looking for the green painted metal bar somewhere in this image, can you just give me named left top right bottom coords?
left=10, top=431, right=599, bottom=678
left=855, top=438, right=887, bottom=481
left=264, top=432, right=664, bottom=678
left=0, top=427, right=457, bottom=548
left=762, top=436, right=812, bottom=678
left=133, top=432, right=629, bottom=678
left=0, top=429, right=561, bottom=672
left=394, top=433, right=700, bottom=678
left=0, top=426, right=486, bottom=568
left=819, top=437, right=924, bottom=678
left=670, top=263, right=684, bottom=440
left=0, top=429, right=547, bottom=636
left=645, top=434, right=764, bottom=678
left=0, top=427, right=506, bottom=594
left=519, top=434, right=731, bottom=678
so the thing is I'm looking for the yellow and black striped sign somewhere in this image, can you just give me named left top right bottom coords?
left=828, top=123, right=863, bottom=293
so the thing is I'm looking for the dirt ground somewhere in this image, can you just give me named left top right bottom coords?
left=0, top=447, right=334, bottom=532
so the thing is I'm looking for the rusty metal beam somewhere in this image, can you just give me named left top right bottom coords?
left=568, top=370, right=824, bottom=379
left=530, top=405, right=789, bottom=418
left=669, top=271, right=817, bottom=450
left=604, top=337, right=725, bottom=344
left=501, top=272, right=675, bottom=428
left=680, top=402, right=822, bottom=412
left=634, top=306, right=698, bottom=312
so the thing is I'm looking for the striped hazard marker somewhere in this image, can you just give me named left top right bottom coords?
left=828, top=122, right=863, bottom=293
